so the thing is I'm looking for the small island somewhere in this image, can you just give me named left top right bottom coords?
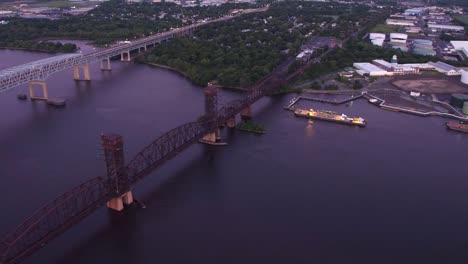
left=236, top=121, right=266, bottom=134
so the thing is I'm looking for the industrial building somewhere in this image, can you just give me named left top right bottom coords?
left=386, top=19, right=415, bottom=27
left=372, top=59, right=419, bottom=74
left=428, top=24, right=465, bottom=32
left=427, top=61, right=464, bottom=75
left=353, top=63, right=390, bottom=76
left=450, top=94, right=468, bottom=114
left=461, top=71, right=468, bottom=85
left=390, top=33, right=408, bottom=44
left=450, top=41, right=468, bottom=57
left=369, top=33, right=385, bottom=46
left=404, top=8, right=424, bottom=15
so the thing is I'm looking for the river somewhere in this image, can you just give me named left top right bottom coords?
left=1, top=48, right=468, bottom=264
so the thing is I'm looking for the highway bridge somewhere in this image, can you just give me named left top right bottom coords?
left=0, top=5, right=268, bottom=99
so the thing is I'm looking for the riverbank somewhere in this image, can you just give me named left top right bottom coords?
left=143, top=62, right=249, bottom=91
left=0, top=46, right=75, bottom=54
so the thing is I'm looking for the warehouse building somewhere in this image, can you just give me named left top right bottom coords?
left=427, top=61, right=464, bottom=75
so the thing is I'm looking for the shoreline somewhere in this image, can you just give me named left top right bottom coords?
left=143, top=62, right=249, bottom=91
left=0, top=46, right=75, bottom=54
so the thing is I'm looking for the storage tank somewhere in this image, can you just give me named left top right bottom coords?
left=461, top=71, right=468, bottom=85
left=464, top=101, right=468, bottom=115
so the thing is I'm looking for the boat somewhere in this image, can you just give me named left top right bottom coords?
left=368, top=98, right=380, bottom=105
left=17, top=94, right=27, bottom=100
left=446, top=121, right=468, bottom=133
left=294, top=108, right=366, bottom=127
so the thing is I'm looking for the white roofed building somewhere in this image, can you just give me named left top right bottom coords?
left=353, top=63, right=390, bottom=76
left=428, top=24, right=464, bottom=32
left=427, top=61, right=464, bottom=75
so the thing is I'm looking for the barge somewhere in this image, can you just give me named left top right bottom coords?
left=446, top=121, right=468, bottom=133
left=294, top=108, right=366, bottom=127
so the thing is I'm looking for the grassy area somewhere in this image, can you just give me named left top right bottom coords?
left=370, top=24, right=400, bottom=33
left=43, top=1, right=75, bottom=8
left=237, top=121, right=265, bottom=134
left=455, top=15, right=468, bottom=26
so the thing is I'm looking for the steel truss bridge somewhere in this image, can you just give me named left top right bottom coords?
left=0, top=6, right=276, bottom=263
left=0, top=6, right=268, bottom=93
left=0, top=60, right=286, bottom=263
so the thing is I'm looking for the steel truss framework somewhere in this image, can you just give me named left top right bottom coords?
left=0, top=55, right=286, bottom=264
left=0, top=7, right=275, bottom=264
left=0, top=13, right=248, bottom=94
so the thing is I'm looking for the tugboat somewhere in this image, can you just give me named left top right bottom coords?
left=446, top=121, right=468, bottom=133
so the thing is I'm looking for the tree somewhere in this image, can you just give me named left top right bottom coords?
left=352, top=80, right=363, bottom=90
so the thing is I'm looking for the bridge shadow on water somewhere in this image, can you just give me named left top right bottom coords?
left=52, top=144, right=220, bottom=264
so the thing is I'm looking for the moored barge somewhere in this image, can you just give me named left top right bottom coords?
left=294, top=108, right=366, bottom=127
left=446, top=121, right=468, bottom=133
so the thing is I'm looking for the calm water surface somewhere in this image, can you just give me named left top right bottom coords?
left=1, top=49, right=467, bottom=264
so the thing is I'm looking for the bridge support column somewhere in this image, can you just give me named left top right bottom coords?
left=106, top=191, right=133, bottom=211
left=28, top=80, right=48, bottom=100
left=121, top=51, right=131, bottom=62
left=101, top=133, right=133, bottom=211
left=100, top=58, right=112, bottom=71
left=200, top=84, right=226, bottom=145
left=240, top=105, right=252, bottom=120
left=73, top=64, right=91, bottom=81
left=226, top=116, right=236, bottom=128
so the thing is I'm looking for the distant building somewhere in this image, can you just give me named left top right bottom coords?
left=450, top=94, right=468, bottom=108
left=369, top=33, right=385, bottom=46
left=390, top=33, right=408, bottom=44
left=450, top=41, right=468, bottom=58
left=428, top=24, right=464, bottom=32
left=404, top=8, right=424, bottom=15
left=427, top=61, right=464, bottom=75
left=353, top=63, right=390, bottom=76
left=386, top=19, right=415, bottom=27
left=372, top=59, right=419, bottom=74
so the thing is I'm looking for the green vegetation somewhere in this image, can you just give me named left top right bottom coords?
left=1, top=41, right=77, bottom=53
left=352, top=80, right=363, bottom=90
left=454, top=15, right=468, bottom=26
left=324, top=84, right=338, bottom=90
left=44, top=1, right=74, bottom=8
left=371, top=24, right=400, bottom=33
left=141, top=0, right=386, bottom=87
left=0, top=0, right=259, bottom=51
left=272, top=85, right=303, bottom=95
left=237, top=121, right=265, bottom=134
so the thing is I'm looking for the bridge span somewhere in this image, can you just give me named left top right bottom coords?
left=0, top=5, right=268, bottom=99
left=0, top=56, right=287, bottom=263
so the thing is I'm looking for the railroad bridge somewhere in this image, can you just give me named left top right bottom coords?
left=0, top=6, right=281, bottom=263
left=0, top=64, right=286, bottom=263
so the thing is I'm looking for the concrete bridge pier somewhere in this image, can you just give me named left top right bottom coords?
left=226, top=116, right=236, bottom=128
left=73, top=64, right=91, bottom=81
left=240, top=106, right=252, bottom=120
left=121, top=51, right=131, bottom=62
left=138, top=46, right=147, bottom=53
left=28, top=80, right=48, bottom=100
left=101, top=133, right=134, bottom=211
left=100, top=58, right=112, bottom=71
left=107, top=191, right=133, bottom=211
left=200, top=84, right=226, bottom=145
